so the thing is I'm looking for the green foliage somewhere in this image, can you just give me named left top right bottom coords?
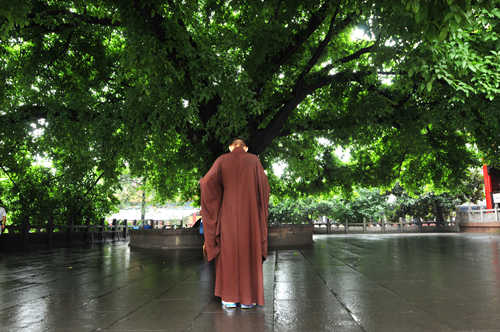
left=270, top=176, right=481, bottom=224
left=431, top=5, right=500, bottom=101
left=0, top=0, right=497, bottom=225
left=0, top=161, right=120, bottom=229
left=114, top=171, right=154, bottom=208
left=268, top=197, right=315, bottom=224
left=388, top=171, right=484, bottom=224
left=0, top=111, right=121, bottom=228
left=389, top=189, right=459, bottom=224
left=344, top=188, right=390, bottom=222
left=269, top=189, right=390, bottom=225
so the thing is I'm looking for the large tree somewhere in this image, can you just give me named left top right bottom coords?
left=1, top=0, right=498, bottom=206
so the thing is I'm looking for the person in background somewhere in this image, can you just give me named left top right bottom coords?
left=0, top=201, right=6, bottom=235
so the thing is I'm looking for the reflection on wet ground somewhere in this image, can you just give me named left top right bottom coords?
left=2, top=233, right=500, bottom=331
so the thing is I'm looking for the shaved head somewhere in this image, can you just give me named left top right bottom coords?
left=229, top=138, right=248, bottom=152
left=230, top=138, right=247, bottom=147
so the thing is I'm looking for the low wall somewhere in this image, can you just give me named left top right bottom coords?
left=0, top=230, right=127, bottom=251
left=456, top=208, right=500, bottom=233
left=130, top=228, right=203, bottom=250
left=268, top=224, right=313, bottom=248
left=129, top=224, right=313, bottom=250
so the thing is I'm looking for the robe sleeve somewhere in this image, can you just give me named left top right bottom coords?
left=256, top=159, right=270, bottom=258
left=200, top=158, right=223, bottom=261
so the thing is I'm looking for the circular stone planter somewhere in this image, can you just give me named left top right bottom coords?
left=130, top=228, right=203, bottom=250
left=267, top=224, right=313, bottom=248
left=130, top=224, right=313, bottom=250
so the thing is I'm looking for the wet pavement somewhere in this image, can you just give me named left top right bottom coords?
left=2, top=233, right=500, bottom=331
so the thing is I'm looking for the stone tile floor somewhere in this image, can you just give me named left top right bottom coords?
left=2, top=233, right=500, bottom=331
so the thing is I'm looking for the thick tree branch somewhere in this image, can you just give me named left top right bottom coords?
left=249, top=9, right=359, bottom=138
left=319, top=43, right=378, bottom=76
left=309, top=70, right=373, bottom=94
left=282, top=80, right=414, bottom=137
left=397, top=148, right=409, bottom=178
left=83, top=171, right=105, bottom=198
left=250, top=1, right=332, bottom=97
left=267, top=1, right=331, bottom=72
left=296, top=4, right=341, bottom=84
left=254, top=6, right=357, bottom=99
left=250, top=70, right=372, bottom=153
left=338, top=43, right=378, bottom=64
left=0, top=165, right=19, bottom=189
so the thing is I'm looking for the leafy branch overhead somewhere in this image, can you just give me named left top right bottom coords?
left=0, top=0, right=498, bottom=205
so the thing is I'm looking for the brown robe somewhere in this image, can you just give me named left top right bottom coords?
left=200, top=146, right=270, bottom=305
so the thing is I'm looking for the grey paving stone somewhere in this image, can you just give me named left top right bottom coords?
left=3, top=234, right=500, bottom=331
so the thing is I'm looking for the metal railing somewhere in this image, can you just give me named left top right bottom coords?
left=2, top=220, right=130, bottom=245
left=313, top=217, right=458, bottom=234
left=463, top=207, right=500, bottom=223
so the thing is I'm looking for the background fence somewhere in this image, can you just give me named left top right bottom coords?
left=457, top=207, right=500, bottom=223
left=313, top=216, right=458, bottom=234
left=0, top=219, right=130, bottom=250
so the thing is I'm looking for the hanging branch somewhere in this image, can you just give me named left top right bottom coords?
left=0, top=165, right=19, bottom=190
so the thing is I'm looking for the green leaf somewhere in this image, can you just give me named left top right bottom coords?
left=426, top=81, right=433, bottom=92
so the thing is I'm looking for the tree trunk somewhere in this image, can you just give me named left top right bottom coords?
left=141, top=189, right=146, bottom=222
left=433, top=201, right=445, bottom=225
left=47, top=216, right=54, bottom=248
left=21, top=215, right=29, bottom=250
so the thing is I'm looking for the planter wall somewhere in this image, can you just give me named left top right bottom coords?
left=130, top=228, right=203, bottom=250
left=268, top=224, right=313, bottom=248
left=129, top=224, right=313, bottom=250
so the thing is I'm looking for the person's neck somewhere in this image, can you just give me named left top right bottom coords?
left=232, top=146, right=246, bottom=153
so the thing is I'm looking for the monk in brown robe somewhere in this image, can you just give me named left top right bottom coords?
left=200, top=138, right=270, bottom=308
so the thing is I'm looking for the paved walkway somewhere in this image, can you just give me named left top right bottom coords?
left=2, top=233, right=500, bottom=331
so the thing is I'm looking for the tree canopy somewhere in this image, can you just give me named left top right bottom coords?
left=1, top=0, right=499, bottom=223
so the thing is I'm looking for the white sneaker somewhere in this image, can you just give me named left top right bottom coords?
left=222, top=300, right=237, bottom=308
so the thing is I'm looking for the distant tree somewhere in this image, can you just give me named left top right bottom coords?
left=389, top=174, right=482, bottom=225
